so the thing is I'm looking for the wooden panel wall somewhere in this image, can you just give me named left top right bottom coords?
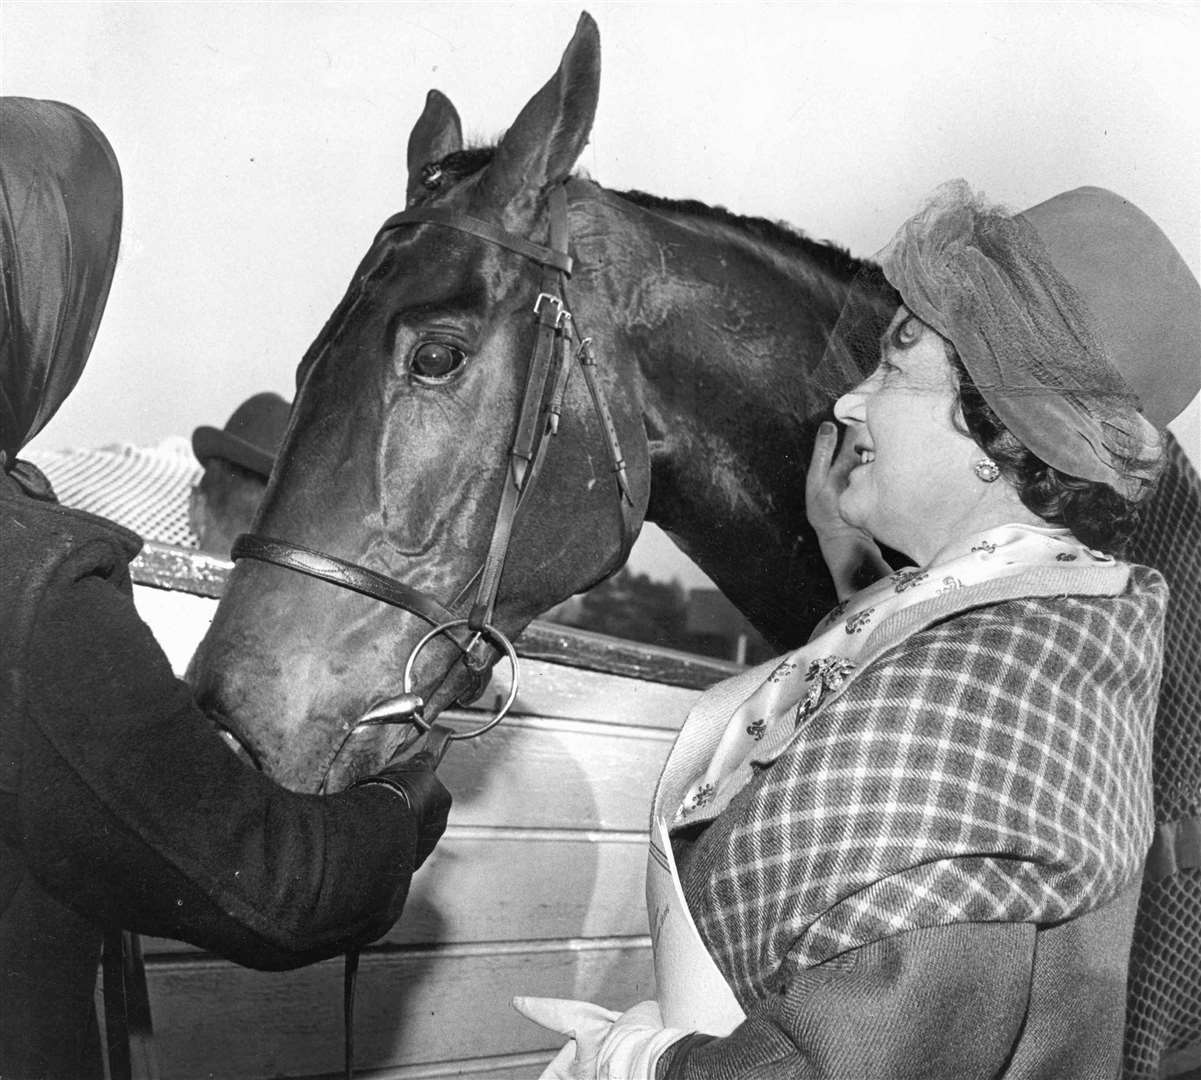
left=130, top=561, right=735, bottom=1080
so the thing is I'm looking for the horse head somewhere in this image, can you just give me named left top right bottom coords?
left=190, top=13, right=652, bottom=792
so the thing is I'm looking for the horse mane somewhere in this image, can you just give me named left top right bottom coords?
left=615, top=189, right=867, bottom=284
left=431, top=147, right=872, bottom=284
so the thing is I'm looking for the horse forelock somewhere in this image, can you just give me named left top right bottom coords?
left=430, top=145, right=497, bottom=185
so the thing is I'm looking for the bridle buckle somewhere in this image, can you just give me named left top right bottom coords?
left=533, top=291, right=570, bottom=328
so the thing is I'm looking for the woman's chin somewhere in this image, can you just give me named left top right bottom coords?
left=836, top=494, right=872, bottom=536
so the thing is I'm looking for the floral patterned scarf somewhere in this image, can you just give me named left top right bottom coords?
left=674, top=523, right=1118, bottom=827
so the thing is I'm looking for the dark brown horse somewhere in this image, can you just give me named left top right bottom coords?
left=189, top=18, right=1199, bottom=1073
left=189, top=13, right=882, bottom=791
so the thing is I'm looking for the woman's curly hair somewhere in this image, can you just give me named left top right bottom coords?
left=948, top=350, right=1160, bottom=554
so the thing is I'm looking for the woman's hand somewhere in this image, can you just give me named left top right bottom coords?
left=512, top=997, right=617, bottom=1079
left=806, top=421, right=891, bottom=598
left=511, top=996, right=688, bottom=1079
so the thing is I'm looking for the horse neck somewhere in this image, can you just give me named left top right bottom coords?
left=569, top=185, right=861, bottom=646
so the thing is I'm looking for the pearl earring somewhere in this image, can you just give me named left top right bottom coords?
left=973, top=459, right=1001, bottom=483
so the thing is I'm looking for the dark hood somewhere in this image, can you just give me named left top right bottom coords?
left=1, top=97, right=122, bottom=465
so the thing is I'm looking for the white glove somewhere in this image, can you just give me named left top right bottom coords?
left=512, top=996, right=691, bottom=1080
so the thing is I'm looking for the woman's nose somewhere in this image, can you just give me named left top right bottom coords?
left=833, top=387, right=866, bottom=425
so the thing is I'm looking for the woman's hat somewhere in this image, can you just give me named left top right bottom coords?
left=192, top=392, right=291, bottom=479
left=879, top=180, right=1199, bottom=498
left=1018, top=186, right=1200, bottom=429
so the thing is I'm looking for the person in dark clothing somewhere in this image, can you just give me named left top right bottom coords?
left=0, top=96, right=451, bottom=1080
left=190, top=392, right=291, bottom=557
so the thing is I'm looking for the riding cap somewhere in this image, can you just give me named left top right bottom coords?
left=192, top=392, right=291, bottom=479
left=0, top=97, right=122, bottom=467
left=879, top=180, right=1200, bottom=500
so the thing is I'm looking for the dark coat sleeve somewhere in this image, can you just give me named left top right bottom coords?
left=13, top=569, right=422, bottom=970
left=657, top=920, right=1035, bottom=1080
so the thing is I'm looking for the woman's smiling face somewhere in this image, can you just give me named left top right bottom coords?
left=833, top=307, right=1001, bottom=562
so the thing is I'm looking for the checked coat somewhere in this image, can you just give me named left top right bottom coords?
left=657, top=564, right=1166, bottom=1080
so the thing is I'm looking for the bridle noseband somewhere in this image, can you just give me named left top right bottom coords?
left=231, top=180, right=638, bottom=736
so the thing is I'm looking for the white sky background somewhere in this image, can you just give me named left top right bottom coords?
left=4, top=1, right=1199, bottom=587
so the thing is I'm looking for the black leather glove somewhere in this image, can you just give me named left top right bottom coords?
left=354, top=726, right=452, bottom=869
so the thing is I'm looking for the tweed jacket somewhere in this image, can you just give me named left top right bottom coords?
left=659, top=567, right=1166, bottom=1079
left=0, top=478, right=421, bottom=1079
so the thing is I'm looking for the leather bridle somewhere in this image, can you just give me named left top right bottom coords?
left=228, top=183, right=639, bottom=1080
left=232, top=181, right=638, bottom=713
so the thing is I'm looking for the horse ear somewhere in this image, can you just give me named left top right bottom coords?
left=483, top=11, right=600, bottom=211
left=406, top=90, right=463, bottom=201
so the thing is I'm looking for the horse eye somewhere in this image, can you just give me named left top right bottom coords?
left=410, top=342, right=465, bottom=381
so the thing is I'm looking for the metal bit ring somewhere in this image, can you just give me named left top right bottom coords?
left=403, top=619, right=520, bottom=741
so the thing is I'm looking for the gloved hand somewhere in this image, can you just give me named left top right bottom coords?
left=354, top=725, right=452, bottom=868
left=512, top=998, right=617, bottom=1079
left=512, top=996, right=690, bottom=1080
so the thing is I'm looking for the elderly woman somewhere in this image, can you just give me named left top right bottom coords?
left=514, top=181, right=1199, bottom=1078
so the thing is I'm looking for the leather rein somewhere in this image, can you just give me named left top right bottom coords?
left=228, top=182, right=638, bottom=1079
